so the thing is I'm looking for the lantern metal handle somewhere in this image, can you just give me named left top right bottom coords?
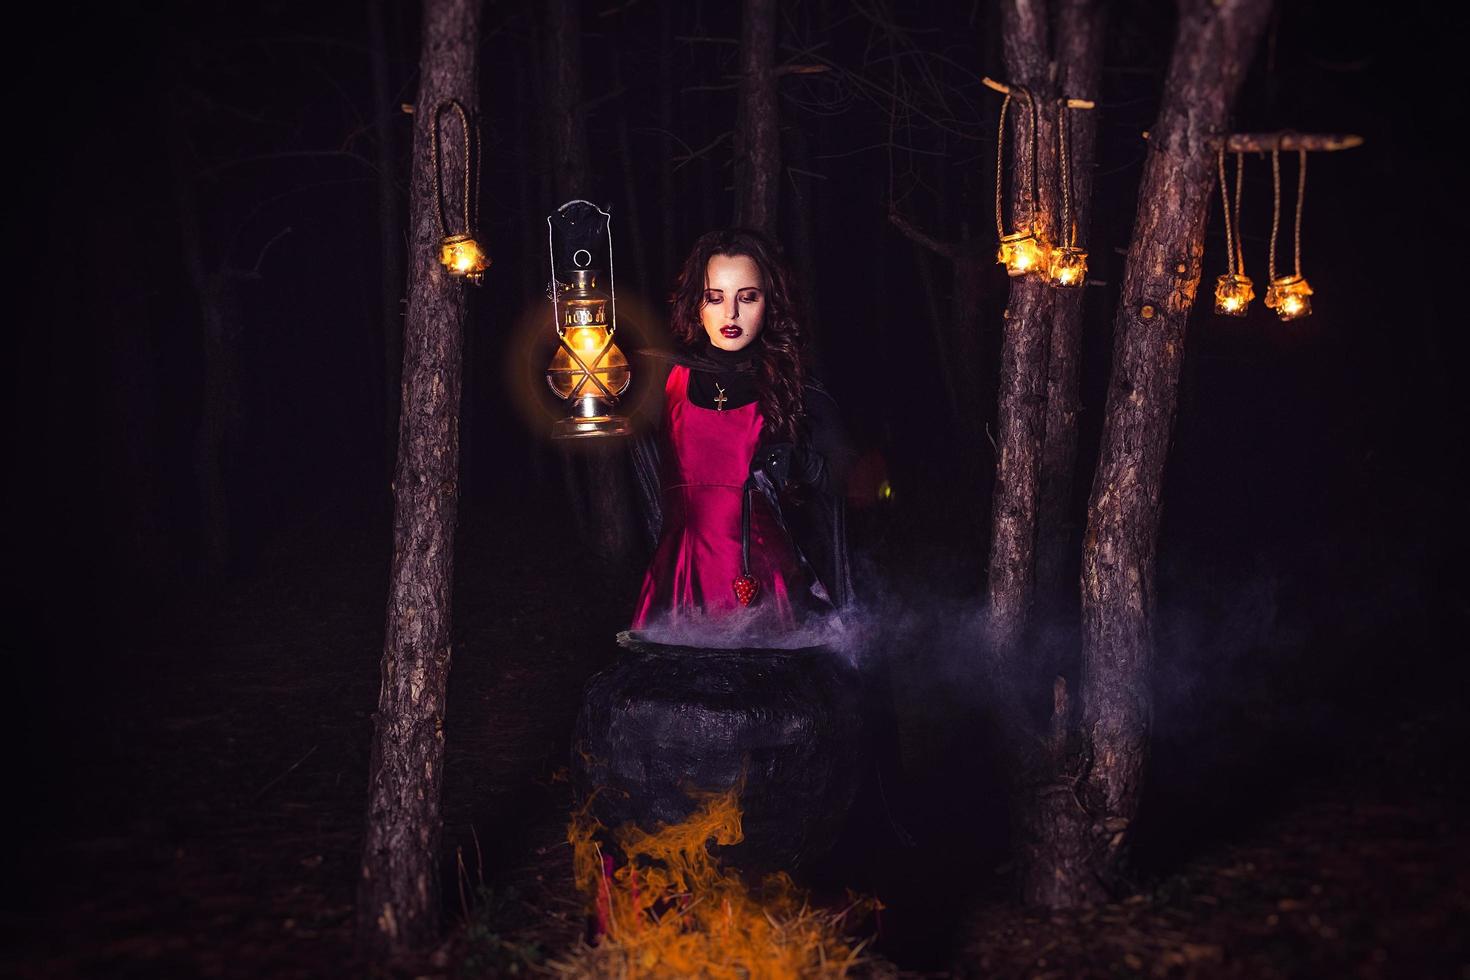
left=546, top=199, right=617, bottom=340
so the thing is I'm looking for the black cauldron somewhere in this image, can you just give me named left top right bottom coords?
left=572, top=632, right=862, bottom=872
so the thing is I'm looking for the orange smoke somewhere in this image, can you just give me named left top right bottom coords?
left=556, top=783, right=879, bottom=978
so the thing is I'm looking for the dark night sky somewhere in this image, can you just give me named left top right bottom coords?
left=12, top=0, right=1464, bottom=903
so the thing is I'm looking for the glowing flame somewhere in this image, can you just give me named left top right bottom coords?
left=1214, top=273, right=1254, bottom=317
left=571, top=326, right=604, bottom=356
left=997, top=231, right=1047, bottom=278
left=1047, top=247, right=1088, bottom=288
left=438, top=234, right=489, bottom=282
left=1264, top=274, right=1313, bottom=321
left=559, top=784, right=878, bottom=977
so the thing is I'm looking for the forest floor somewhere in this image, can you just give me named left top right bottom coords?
left=9, top=493, right=1467, bottom=979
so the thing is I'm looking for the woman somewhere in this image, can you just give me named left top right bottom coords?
left=628, top=228, right=854, bottom=630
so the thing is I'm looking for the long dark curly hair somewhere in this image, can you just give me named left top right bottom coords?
left=669, top=228, right=807, bottom=444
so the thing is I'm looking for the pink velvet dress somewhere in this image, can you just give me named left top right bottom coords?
left=630, top=364, right=808, bottom=628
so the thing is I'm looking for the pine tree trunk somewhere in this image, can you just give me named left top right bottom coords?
left=1035, top=0, right=1106, bottom=610
left=1071, top=0, right=1273, bottom=898
left=356, top=0, right=481, bottom=958
left=733, top=0, right=779, bottom=234
left=985, top=0, right=1060, bottom=675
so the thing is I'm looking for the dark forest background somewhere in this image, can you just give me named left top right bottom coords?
left=10, top=0, right=1467, bottom=972
left=22, top=0, right=1459, bottom=629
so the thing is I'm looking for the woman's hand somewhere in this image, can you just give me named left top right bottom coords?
left=751, top=442, right=833, bottom=493
left=750, top=443, right=797, bottom=491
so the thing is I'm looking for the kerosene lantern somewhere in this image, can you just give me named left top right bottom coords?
left=544, top=200, right=631, bottom=439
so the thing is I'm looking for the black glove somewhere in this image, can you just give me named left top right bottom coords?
left=750, top=442, right=797, bottom=491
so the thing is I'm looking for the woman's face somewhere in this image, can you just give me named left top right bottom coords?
left=700, top=253, right=766, bottom=352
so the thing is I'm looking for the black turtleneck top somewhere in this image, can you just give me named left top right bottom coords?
left=685, top=336, right=761, bottom=411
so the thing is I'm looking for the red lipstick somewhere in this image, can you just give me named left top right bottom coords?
left=720, top=325, right=743, bottom=339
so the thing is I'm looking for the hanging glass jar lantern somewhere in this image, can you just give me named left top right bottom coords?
left=1265, top=274, right=1312, bottom=320
left=994, top=90, right=1049, bottom=278
left=998, top=230, right=1047, bottom=277
left=1214, top=273, right=1255, bottom=316
left=430, top=100, right=489, bottom=285
left=1211, top=146, right=1251, bottom=316
left=439, top=234, right=489, bottom=283
left=1046, top=99, right=1087, bottom=289
left=544, top=201, right=631, bottom=439
left=1047, top=245, right=1088, bottom=288
left=1266, top=145, right=1314, bottom=322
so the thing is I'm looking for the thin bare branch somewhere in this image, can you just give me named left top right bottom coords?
left=888, top=208, right=959, bottom=259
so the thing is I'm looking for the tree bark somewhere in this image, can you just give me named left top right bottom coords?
left=1035, top=0, right=1107, bottom=610
left=985, top=0, right=1060, bottom=672
left=733, top=0, right=779, bottom=234
left=357, top=0, right=481, bottom=959
left=1072, top=0, right=1273, bottom=898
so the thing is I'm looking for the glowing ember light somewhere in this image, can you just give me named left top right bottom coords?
left=1264, top=273, right=1313, bottom=321
left=438, top=234, right=489, bottom=284
left=1214, top=273, right=1255, bottom=317
left=560, top=783, right=878, bottom=978
left=997, top=230, right=1047, bottom=277
left=573, top=326, right=602, bottom=356
left=1047, top=246, right=1088, bottom=288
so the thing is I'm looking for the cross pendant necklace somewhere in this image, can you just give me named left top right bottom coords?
left=713, top=382, right=727, bottom=411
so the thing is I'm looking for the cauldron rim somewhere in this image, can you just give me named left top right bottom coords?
left=616, top=629, right=835, bottom=659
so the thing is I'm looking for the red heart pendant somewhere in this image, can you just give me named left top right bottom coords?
left=732, top=573, right=760, bottom=606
